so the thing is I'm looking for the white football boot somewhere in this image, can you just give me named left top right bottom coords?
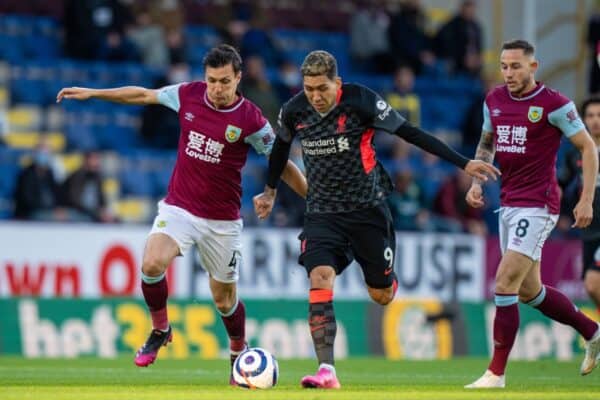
left=464, top=370, right=505, bottom=389
left=580, top=323, right=600, bottom=376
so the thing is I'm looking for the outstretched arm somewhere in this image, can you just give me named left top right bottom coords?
left=465, top=130, right=496, bottom=208
left=395, top=122, right=500, bottom=181
left=56, top=86, right=159, bottom=105
left=569, top=129, right=598, bottom=228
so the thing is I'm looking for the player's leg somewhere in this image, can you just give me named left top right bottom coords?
left=582, top=238, right=600, bottom=315
left=349, top=204, right=398, bottom=306
left=135, top=202, right=195, bottom=367
left=584, top=270, right=600, bottom=315
left=195, top=217, right=246, bottom=384
left=298, top=213, right=347, bottom=389
left=135, top=233, right=181, bottom=367
left=520, top=262, right=598, bottom=340
left=466, top=208, right=538, bottom=388
left=520, top=262, right=600, bottom=375
left=301, top=265, right=340, bottom=389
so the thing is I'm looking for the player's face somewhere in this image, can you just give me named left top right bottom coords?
left=500, top=49, right=538, bottom=96
left=584, top=103, right=600, bottom=137
left=205, top=64, right=241, bottom=108
left=303, top=75, right=342, bottom=114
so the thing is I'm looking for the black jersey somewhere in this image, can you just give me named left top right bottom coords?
left=560, top=147, right=600, bottom=239
left=276, top=83, right=407, bottom=213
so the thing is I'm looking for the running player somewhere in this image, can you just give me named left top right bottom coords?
left=57, top=44, right=307, bottom=383
left=253, top=50, right=500, bottom=389
left=465, top=40, right=600, bottom=388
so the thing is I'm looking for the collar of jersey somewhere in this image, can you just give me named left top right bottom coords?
left=507, top=82, right=545, bottom=101
left=203, top=91, right=245, bottom=112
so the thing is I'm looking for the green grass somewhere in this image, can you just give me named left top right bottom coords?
left=1, top=356, right=599, bottom=400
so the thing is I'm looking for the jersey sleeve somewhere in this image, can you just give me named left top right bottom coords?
left=548, top=101, right=585, bottom=138
left=156, top=83, right=183, bottom=112
left=356, top=84, right=406, bottom=133
left=482, top=102, right=493, bottom=132
left=244, top=121, right=275, bottom=156
left=274, top=103, right=296, bottom=143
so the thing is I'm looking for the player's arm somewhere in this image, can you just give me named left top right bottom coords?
left=56, top=86, right=159, bottom=105
left=245, top=118, right=307, bottom=203
left=549, top=100, right=597, bottom=228
left=253, top=106, right=298, bottom=219
left=465, top=129, right=495, bottom=208
left=568, top=130, right=598, bottom=228
left=280, top=160, right=307, bottom=198
left=253, top=137, right=292, bottom=219
left=361, top=85, right=499, bottom=182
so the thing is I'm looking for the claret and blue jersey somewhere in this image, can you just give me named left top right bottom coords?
left=483, top=82, right=585, bottom=214
left=156, top=81, right=275, bottom=220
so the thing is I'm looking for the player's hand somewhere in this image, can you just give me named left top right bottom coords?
left=466, top=183, right=485, bottom=208
left=572, top=199, right=593, bottom=228
left=253, top=189, right=276, bottom=220
left=56, top=87, right=94, bottom=103
left=464, top=160, right=501, bottom=182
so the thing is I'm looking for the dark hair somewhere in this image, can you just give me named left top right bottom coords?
left=203, top=44, right=242, bottom=74
left=581, top=97, right=600, bottom=117
left=502, top=39, right=535, bottom=56
left=301, top=50, right=338, bottom=80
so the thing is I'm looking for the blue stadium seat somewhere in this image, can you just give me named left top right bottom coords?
left=0, top=162, right=19, bottom=198
left=119, top=168, right=154, bottom=197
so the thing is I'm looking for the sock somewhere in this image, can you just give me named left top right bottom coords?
left=391, top=273, right=399, bottom=298
left=219, top=298, right=246, bottom=353
left=308, top=288, right=336, bottom=366
left=488, top=294, right=519, bottom=376
left=141, top=272, right=169, bottom=331
left=529, top=285, right=598, bottom=340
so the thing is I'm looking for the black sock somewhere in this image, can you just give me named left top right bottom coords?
left=308, top=299, right=336, bottom=365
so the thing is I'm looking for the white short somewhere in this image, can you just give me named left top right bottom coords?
left=498, top=207, right=558, bottom=261
left=149, top=201, right=243, bottom=283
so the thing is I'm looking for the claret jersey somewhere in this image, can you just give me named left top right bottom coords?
left=157, top=81, right=275, bottom=220
left=483, top=83, right=585, bottom=214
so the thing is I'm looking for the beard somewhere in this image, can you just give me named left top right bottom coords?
left=509, top=77, right=532, bottom=96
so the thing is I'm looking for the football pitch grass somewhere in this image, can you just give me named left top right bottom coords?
left=1, top=356, right=599, bottom=400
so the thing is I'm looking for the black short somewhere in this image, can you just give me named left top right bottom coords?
left=298, top=203, right=396, bottom=289
left=582, top=238, right=600, bottom=279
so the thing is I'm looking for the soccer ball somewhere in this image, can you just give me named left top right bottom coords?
left=232, top=347, right=278, bottom=389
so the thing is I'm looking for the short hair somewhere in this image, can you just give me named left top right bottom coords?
left=581, top=97, right=600, bottom=117
left=502, top=39, right=535, bottom=56
left=203, top=44, right=242, bottom=74
left=300, top=50, right=338, bottom=80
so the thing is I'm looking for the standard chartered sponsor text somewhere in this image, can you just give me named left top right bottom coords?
left=302, top=137, right=338, bottom=155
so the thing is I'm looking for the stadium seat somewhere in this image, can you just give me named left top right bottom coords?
left=3, top=131, right=65, bottom=152
left=119, top=168, right=154, bottom=197
left=7, top=105, right=43, bottom=131
left=113, top=197, right=154, bottom=223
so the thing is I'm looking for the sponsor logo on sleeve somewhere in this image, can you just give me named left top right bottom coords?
left=566, top=109, right=579, bottom=124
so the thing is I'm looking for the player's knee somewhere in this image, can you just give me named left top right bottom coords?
left=584, top=274, right=600, bottom=296
left=141, top=255, right=168, bottom=277
left=495, top=273, right=521, bottom=294
left=368, top=287, right=394, bottom=305
left=213, top=293, right=236, bottom=314
left=309, top=267, right=335, bottom=289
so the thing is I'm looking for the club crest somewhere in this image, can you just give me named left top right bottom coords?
left=225, top=124, right=242, bottom=143
left=528, top=106, right=543, bottom=123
